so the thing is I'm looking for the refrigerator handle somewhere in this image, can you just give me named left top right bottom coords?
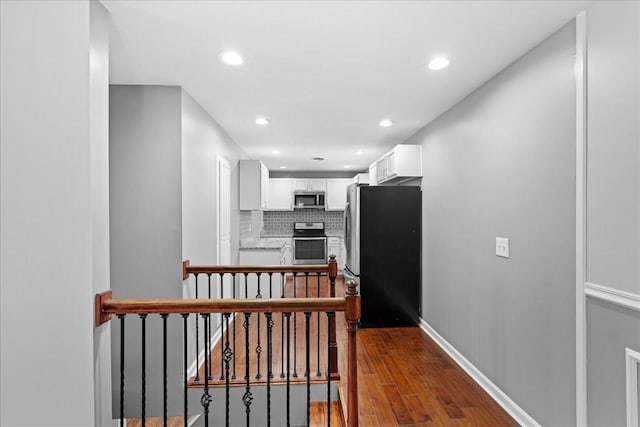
left=343, top=201, right=350, bottom=258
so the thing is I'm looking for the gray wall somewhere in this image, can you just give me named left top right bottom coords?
left=405, top=21, right=577, bottom=426
left=585, top=1, right=640, bottom=425
left=110, top=85, right=185, bottom=417
left=587, top=299, right=640, bottom=426
left=110, top=85, right=248, bottom=417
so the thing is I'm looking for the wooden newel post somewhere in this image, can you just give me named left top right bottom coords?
left=345, top=280, right=360, bottom=427
left=328, top=254, right=339, bottom=378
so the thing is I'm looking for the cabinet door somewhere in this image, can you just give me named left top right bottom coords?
left=240, top=159, right=267, bottom=211
left=281, top=243, right=292, bottom=265
left=376, top=158, right=386, bottom=182
left=260, top=163, right=269, bottom=210
left=268, top=179, right=293, bottom=210
left=325, top=179, right=351, bottom=210
left=369, top=163, right=378, bottom=186
left=293, top=179, right=309, bottom=191
left=327, top=237, right=340, bottom=262
left=386, top=151, right=397, bottom=179
left=293, top=179, right=326, bottom=191
left=308, top=179, right=326, bottom=191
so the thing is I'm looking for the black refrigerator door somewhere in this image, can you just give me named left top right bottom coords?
left=359, top=186, right=421, bottom=327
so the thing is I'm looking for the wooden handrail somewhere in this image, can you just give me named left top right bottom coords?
left=94, top=278, right=361, bottom=427
left=98, top=296, right=346, bottom=316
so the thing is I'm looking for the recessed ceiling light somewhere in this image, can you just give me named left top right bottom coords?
left=427, top=56, right=449, bottom=70
left=219, top=50, right=244, bottom=66
left=379, top=119, right=393, bottom=127
left=272, top=150, right=280, bottom=154
left=355, top=150, right=364, bottom=155
left=279, top=165, right=287, bottom=169
left=344, top=165, right=351, bottom=169
left=255, top=117, right=270, bottom=125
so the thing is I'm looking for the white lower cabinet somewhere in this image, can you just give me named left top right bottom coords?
left=327, top=237, right=345, bottom=271
left=280, top=241, right=292, bottom=265
left=239, top=249, right=280, bottom=298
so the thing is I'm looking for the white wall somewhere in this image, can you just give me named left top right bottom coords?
left=585, top=1, right=640, bottom=425
left=405, top=20, right=577, bottom=426
left=181, top=90, right=248, bottom=267
left=90, top=1, right=114, bottom=426
left=1, top=1, right=99, bottom=425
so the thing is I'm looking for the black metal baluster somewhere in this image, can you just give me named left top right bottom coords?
left=182, top=313, right=189, bottom=427
left=220, top=272, right=225, bottom=380
left=285, top=312, right=292, bottom=427
left=162, top=313, right=169, bottom=427
left=256, top=272, right=262, bottom=298
left=232, top=273, right=237, bottom=380
left=256, top=326, right=262, bottom=380
left=140, top=314, right=147, bottom=427
left=327, top=312, right=334, bottom=426
left=268, top=272, right=273, bottom=298
left=293, top=272, right=298, bottom=378
left=305, top=272, right=309, bottom=297
left=265, top=312, right=274, bottom=427
left=207, top=274, right=212, bottom=380
left=280, top=273, right=285, bottom=379
left=243, top=313, right=253, bottom=427
left=256, top=275, right=262, bottom=380
left=223, top=312, right=232, bottom=427
left=220, top=272, right=225, bottom=299
left=194, top=273, right=200, bottom=382
left=117, top=314, right=125, bottom=427
left=244, top=272, right=249, bottom=299
left=305, top=312, right=311, bottom=426
left=316, top=273, right=321, bottom=377
left=201, top=313, right=212, bottom=427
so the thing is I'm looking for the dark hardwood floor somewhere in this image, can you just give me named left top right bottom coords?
left=186, top=275, right=519, bottom=426
left=336, top=325, right=518, bottom=426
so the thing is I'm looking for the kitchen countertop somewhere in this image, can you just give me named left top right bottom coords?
left=239, top=237, right=290, bottom=250
left=259, top=229, right=344, bottom=239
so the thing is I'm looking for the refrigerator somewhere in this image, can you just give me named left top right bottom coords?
left=344, top=184, right=421, bottom=327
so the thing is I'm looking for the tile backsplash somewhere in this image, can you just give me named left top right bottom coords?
left=263, top=210, right=343, bottom=234
left=239, top=211, right=253, bottom=238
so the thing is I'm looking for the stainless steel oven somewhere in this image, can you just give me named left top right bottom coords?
left=292, top=222, right=327, bottom=265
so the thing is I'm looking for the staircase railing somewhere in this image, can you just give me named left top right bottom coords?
left=182, top=255, right=341, bottom=382
left=95, top=259, right=359, bottom=427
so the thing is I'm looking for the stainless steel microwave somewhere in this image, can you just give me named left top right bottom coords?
left=293, top=191, right=326, bottom=209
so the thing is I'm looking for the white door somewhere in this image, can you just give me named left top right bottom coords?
left=217, top=155, right=231, bottom=298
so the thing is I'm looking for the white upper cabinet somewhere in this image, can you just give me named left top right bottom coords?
left=325, top=178, right=352, bottom=211
left=268, top=179, right=293, bottom=210
left=372, top=144, right=422, bottom=184
left=293, top=179, right=326, bottom=191
left=368, top=163, right=378, bottom=186
left=239, top=160, right=269, bottom=210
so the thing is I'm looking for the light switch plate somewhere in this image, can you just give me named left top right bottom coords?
left=496, top=237, right=510, bottom=258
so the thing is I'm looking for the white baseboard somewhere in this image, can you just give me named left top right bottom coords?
left=418, top=319, right=540, bottom=427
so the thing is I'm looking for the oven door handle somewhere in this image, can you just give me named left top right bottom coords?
left=293, top=237, right=327, bottom=241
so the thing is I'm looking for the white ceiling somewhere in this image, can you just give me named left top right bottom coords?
left=104, top=0, right=590, bottom=173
